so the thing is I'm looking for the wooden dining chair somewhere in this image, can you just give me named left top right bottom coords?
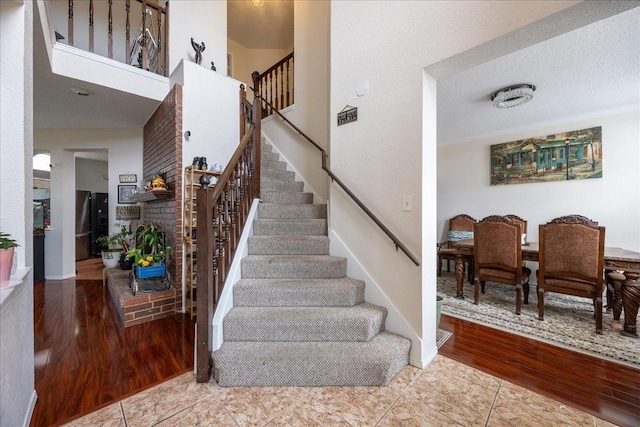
left=473, top=215, right=531, bottom=314
left=437, top=214, right=476, bottom=283
left=505, top=214, right=527, bottom=235
left=537, top=215, right=605, bottom=334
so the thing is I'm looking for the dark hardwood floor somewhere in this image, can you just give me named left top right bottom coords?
left=439, top=314, right=640, bottom=427
left=30, top=259, right=639, bottom=426
left=30, top=267, right=195, bottom=427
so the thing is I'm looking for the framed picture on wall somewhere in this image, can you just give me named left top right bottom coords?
left=118, top=185, right=137, bottom=204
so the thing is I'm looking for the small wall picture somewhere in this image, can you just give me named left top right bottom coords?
left=118, top=185, right=137, bottom=204
left=490, top=126, right=602, bottom=186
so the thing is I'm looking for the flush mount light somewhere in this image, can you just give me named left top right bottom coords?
left=491, top=84, right=536, bottom=109
left=71, top=87, right=94, bottom=97
left=252, top=0, right=264, bottom=6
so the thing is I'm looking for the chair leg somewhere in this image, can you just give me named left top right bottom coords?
left=538, top=286, right=545, bottom=320
left=595, top=296, right=603, bottom=334
left=473, top=277, right=481, bottom=304
left=523, top=279, right=530, bottom=305
left=446, top=259, right=451, bottom=273
left=437, top=257, right=442, bottom=277
left=515, top=283, right=522, bottom=315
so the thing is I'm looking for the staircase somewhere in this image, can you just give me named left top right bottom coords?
left=211, top=141, right=411, bottom=387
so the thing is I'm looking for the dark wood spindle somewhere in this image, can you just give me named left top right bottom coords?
left=125, top=0, right=131, bottom=64
left=89, top=0, right=94, bottom=52
left=275, top=66, right=280, bottom=111
left=141, top=0, right=149, bottom=71
left=108, top=0, right=113, bottom=58
left=68, top=0, right=74, bottom=46
left=156, top=7, right=163, bottom=75
left=285, top=59, right=290, bottom=106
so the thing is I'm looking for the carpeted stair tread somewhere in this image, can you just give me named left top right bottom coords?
left=261, top=177, right=304, bottom=192
left=223, top=302, right=387, bottom=342
left=242, top=255, right=346, bottom=279
left=262, top=159, right=287, bottom=172
left=262, top=168, right=295, bottom=181
left=212, top=331, right=411, bottom=387
left=233, top=278, right=365, bottom=307
left=253, top=218, right=327, bottom=236
left=261, top=151, right=280, bottom=162
left=248, top=235, right=329, bottom=255
left=258, top=203, right=327, bottom=219
left=260, top=190, right=314, bottom=205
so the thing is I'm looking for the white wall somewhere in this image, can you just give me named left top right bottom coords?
left=227, top=38, right=291, bottom=90
left=75, top=158, right=108, bottom=193
left=0, top=1, right=36, bottom=425
left=35, top=129, right=143, bottom=279
left=329, top=1, right=578, bottom=366
left=438, top=109, right=640, bottom=252
left=169, top=0, right=227, bottom=77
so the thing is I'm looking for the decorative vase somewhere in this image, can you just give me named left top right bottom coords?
left=0, top=247, right=15, bottom=287
left=436, top=295, right=444, bottom=330
left=101, top=250, right=120, bottom=269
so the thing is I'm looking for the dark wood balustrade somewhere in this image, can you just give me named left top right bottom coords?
left=59, top=0, right=168, bottom=76
left=252, top=51, right=294, bottom=118
left=195, top=85, right=261, bottom=382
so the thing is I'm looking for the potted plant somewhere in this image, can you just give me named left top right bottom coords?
left=0, top=232, right=19, bottom=286
left=96, top=226, right=132, bottom=269
left=126, top=224, right=171, bottom=279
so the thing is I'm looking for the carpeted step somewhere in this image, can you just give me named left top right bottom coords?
left=253, top=218, right=327, bottom=236
left=262, top=159, right=287, bottom=172
left=233, top=278, right=365, bottom=307
left=260, top=190, right=313, bottom=205
left=261, top=151, right=280, bottom=162
left=262, top=168, right=295, bottom=182
left=212, top=331, right=411, bottom=387
left=241, top=255, right=346, bottom=279
left=258, top=203, right=327, bottom=219
left=261, top=177, right=304, bottom=192
left=223, top=303, right=386, bottom=342
left=248, top=235, right=329, bottom=255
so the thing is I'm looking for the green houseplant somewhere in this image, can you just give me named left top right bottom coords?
left=0, top=231, right=19, bottom=286
left=95, top=226, right=132, bottom=269
left=126, top=224, right=171, bottom=278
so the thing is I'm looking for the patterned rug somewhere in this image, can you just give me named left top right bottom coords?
left=437, top=272, right=640, bottom=369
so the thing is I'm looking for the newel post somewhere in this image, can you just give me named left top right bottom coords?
left=195, top=184, right=214, bottom=382
left=252, top=79, right=262, bottom=200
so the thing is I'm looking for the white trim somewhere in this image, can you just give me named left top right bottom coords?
left=261, top=104, right=295, bottom=124
left=210, top=198, right=260, bottom=351
left=22, top=391, right=38, bottom=427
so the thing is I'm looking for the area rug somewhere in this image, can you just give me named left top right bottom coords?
left=437, top=272, right=640, bottom=369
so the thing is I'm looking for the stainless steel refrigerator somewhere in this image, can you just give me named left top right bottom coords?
left=75, top=191, right=91, bottom=260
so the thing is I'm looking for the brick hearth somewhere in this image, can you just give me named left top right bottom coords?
left=105, top=268, right=178, bottom=327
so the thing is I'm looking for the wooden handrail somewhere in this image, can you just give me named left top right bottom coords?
left=252, top=93, right=421, bottom=267
left=195, top=86, right=262, bottom=382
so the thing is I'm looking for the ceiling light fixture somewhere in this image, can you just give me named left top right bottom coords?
left=71, top=87, right=94, bottom=97
left=491, top=84, right=536, bottom=109
left=252, top=0, right=264, bottom=6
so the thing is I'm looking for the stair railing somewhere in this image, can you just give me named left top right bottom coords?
left=252, top=52, right=294, bottom=118
left=252, top=91, right=421, bottom=268
left=195, top=84, right=261, bottom=382
left=56, top=0, right=168, bottom=76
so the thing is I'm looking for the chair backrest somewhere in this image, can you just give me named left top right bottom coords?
left=473, top=215, right=522, bottom=274
left=505, top=214, right=527, bottom=234
left=447, top=214, right=476, bottom=242
left=538, top=218, right=605, bottom=284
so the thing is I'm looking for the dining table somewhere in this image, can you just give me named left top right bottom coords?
left=453, top=238, right=640, bottom=337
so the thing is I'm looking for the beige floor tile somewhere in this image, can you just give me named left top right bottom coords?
left=267, top=399, right=352, bottom=426
left=335, top=386, right=404, bottom=426
left=60, top=403, right=125, bottom=427
left=377, top=392, right=466, bottom=427
left=303, top=386, right=353, bottom=413
left=490, top=382, right=594, bottom=427
left=215, top=387, right=290, bottom=427
left=155, top=394, right=237, bottom=426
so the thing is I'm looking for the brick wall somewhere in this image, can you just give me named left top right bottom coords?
left=142, top=83, right=183, bottom=308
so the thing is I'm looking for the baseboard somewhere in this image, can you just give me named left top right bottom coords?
left=22, top=390, right=37, bottom=427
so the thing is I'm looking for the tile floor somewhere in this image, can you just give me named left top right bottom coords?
left=61, top=355, right=615, bottom=427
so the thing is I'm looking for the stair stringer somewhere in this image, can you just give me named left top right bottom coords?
left=329, top=229, right=429, bottom=368
left=211, top=198, right=261, bottom=352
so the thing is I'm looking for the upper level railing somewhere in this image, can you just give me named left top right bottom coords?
left=252, top=51, right=294, bottom=118
left=195, top=84, right=261, bottom=382
left=252, top=92, right=421, bottom=267
left=52, top=0, right=168, bottom=76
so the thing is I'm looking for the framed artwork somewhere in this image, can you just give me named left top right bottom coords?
left=490, top=126, right=602, bottom=186
left=118, top=185, right=137, bottom=204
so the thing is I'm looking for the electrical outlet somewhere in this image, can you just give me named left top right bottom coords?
left=402, top=195, right=413, bottom=212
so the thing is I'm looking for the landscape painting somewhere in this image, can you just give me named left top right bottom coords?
left=490, top=126, right=602, bottom=186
